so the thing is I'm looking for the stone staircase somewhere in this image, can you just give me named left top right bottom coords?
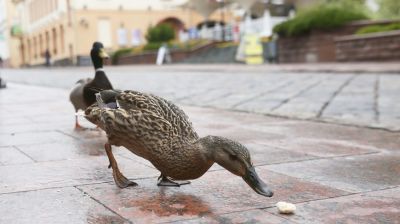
left=180, top=44, right=239, bottom=64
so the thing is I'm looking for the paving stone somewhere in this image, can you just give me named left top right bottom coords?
left=249, top=118, right=400, bottom=152
left=78, top=168, right=347, bottom=223
left=173, top=209, right=295, bottom=224
left=266, top=187, right=400, bottom=224
left=264, top=137, right=380, bottom=158
left=2, top=67, right=400, bottom=130
left=274, top=74, right=352, bottom=118
left=14, top=135, right=155, bottom=168
left=266, top=152, right=400, bottom=193
left=0, top=146, right=35, bottom=165
left=15, top=139, right=107, bottom=162
left=0, top=131, right=75, bottom=147
left=379, top=75, right=400, bottom=130
left=243, top=142, right=317, bottom=166
left=236, top=75, right=323, bottom=113
left=0, top=187, right=128, bottom=224
left=0, top=121, right=71, bottom=135
left=0, top=156, right=158, bottom=194
left=58, top=128, right=107, bottom=140
left=1, top=68, right=400, bottom=223
left=322, top=75, right=376, bottom=123
left=0, top=116, right=34, bottom=126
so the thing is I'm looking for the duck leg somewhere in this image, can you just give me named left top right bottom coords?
left=75, top=115, right=84, bottom=129
left=157, top=174, right=190, bottom=187
left=74, top=113, right=89, bottom=130
left=105, top=143, right=137, bottom=188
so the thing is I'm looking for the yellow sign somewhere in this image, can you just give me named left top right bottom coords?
left=244, top=34, right=264, bottom=65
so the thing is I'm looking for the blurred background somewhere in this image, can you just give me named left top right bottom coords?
left=0, top=0, right=398, bottom=68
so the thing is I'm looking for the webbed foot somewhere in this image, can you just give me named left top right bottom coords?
left=105, top=143, right=138, bottom=188
left=112, top=167, right=138, bottom=188
left=74, top=122, right=88, bottom=131
left=157, top=175, right=190, bottom=187
left=74, top=116, right=89, bottom=131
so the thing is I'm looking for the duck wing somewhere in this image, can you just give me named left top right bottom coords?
left=116, top=90, right=199, bottom=141
left=70, top=78, right=92, bottom=111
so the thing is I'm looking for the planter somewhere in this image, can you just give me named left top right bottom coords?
left=277, top=19, right=400, bottom=63
left=115, top=42, right=217, bottom=65
left=335, top=30, right=400, bottom=62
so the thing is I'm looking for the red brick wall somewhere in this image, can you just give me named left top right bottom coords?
left=335, top=31, right=400, bottom=62
left=277, top=19, right=400, bottom=63
left=278, top=31, right=339, bottom=63
left=116, top=42, right=217, bottom=65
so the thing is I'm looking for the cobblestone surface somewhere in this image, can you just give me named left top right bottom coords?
left=2, top=65, right=400, bottom=131
left=0, top=75, right=399, bottom=223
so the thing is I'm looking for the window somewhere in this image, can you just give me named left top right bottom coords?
left=52, top=28, right=57, bottom=55
left=97, top=18, right=112, bottom=47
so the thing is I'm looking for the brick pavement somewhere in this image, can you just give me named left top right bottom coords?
left=0, top=82, right=399, bottom=223
left=2, top=64, right=400, bottom=131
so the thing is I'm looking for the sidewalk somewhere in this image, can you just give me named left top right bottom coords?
left=0, top=83, right=399, bottom=223
left=111, top=62, right=400, bottom=74
left=2, top=66, right=400, bottom=131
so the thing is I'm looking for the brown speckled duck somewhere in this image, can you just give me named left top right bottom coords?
left=69, top=42, right=113, bottom=129
left=85, top=89, right=273, bottom=197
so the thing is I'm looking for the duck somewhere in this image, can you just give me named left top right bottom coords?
left=84, top=89, right=274, bottom=197
left=0, top=77, right=6, bottom=89
left=69, top=42, right=113, bottom=129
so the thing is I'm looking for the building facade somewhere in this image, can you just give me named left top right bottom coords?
left=6, top=0, right=232, bottom=67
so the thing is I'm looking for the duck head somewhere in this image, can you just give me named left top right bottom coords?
left=91, top=42, right=109, bottom=70
left=200, top=136, right=274, bottom=197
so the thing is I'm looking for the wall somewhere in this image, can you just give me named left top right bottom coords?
left=116, top=42, right=216, bottom=65
left=8, top=0, right=234, bottom=67
left=335, top=30, right=400, bottom=62
left=277, top=20, right=400, bottom=63
left=72, top=8, right=213, bottom=55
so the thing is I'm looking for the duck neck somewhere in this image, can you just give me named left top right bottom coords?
left=91, top=49, right=103, bottom=70
left=196, top=135, right=222, bottom=162
left=94, top=70, right=108, bottom=83
left=92, top=57, right=103, bottom=70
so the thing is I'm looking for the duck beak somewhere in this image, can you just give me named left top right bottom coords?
left=98, top=48, right=109, bottom=59
left=243, top=166, right=274, bottom=197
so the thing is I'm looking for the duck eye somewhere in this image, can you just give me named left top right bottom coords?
left=229, top=154, right=238, bottom=160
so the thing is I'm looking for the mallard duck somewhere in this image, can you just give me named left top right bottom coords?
left=85, top=89, right=274, bottom=197
left=0, top=77, right=6, bottom=88
left=69, top=42, right=113, bottom=129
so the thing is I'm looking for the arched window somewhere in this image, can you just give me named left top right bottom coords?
left=45, top=31, right=50, bottom=52
left=52, top=27, right=57, bottom=55
left=60, top=25, right=65, bottom=53
left=33, top=37, right=37, bottom=59
left=39, top=34, right=43, bottom=57
left=20, top=40, right=25, bottom=65
left=27, top=38, right=31, bottom=62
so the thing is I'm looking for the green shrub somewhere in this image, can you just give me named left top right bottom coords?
left=273, top=4, right=368, bottom=37
left=143, top=42, right=163, bottom=51
left=111, top=48, right=133, bottom=64
left=356, top=23, right=400, bottom=35
left=376, top=0, right=400, bottom=19
left=145, top=24, right=175, bottom=43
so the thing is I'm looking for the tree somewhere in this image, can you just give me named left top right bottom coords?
left=145, top=24, right=175, bottom=43
left=376, top=0, right=400, bottom=19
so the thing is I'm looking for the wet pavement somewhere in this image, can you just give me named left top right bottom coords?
left=2, top=64, right=400, bottom=131
left=0, top=80, right=399, bottom=223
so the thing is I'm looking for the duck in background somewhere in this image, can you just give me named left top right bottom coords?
left=69, top=42, right=113, bottom=129
left=0, top=77, right=6, bottom=89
